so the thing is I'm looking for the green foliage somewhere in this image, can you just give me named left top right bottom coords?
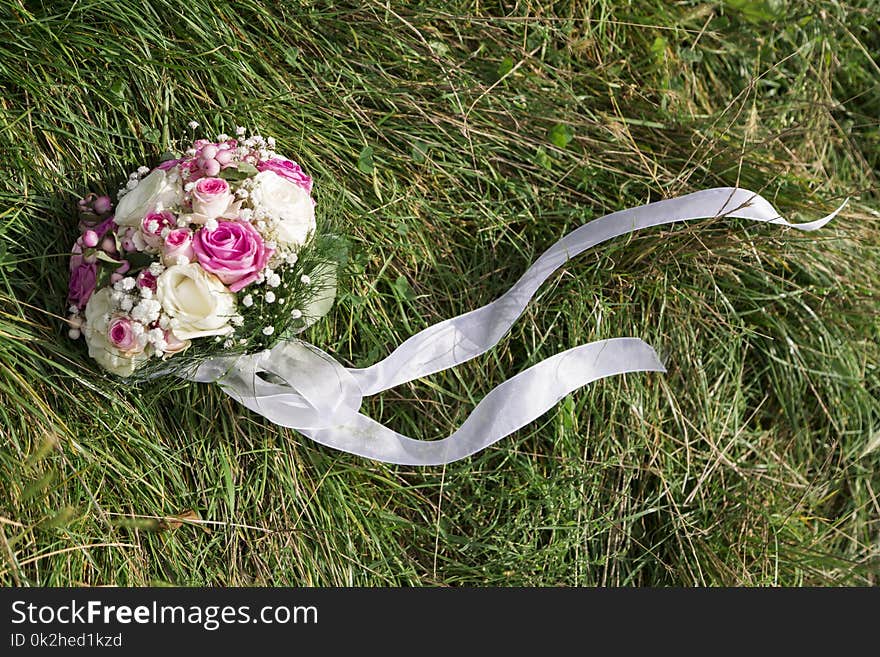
left=357, top=146, right=375, bottom=174
left=548, top=123, right=574, bottom=149
left=0, top=0, right=877, bottom=586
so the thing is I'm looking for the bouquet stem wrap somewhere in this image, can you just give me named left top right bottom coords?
left=187, top=187, right=845, bottom=465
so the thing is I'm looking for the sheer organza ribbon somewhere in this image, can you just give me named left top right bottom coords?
left=185, top=187, right=844, bottom=465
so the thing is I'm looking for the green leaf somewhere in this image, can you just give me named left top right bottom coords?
left=94, top=265, right=113, bottom=291
left=218, top=161, right=257, bottom=182
left=496, top=55, right=514, bottom=78
left=724, top=0, right=785, bottom=23
left=392, top=274, right=414, bottom=300
left=357, top=146, right=375, bottom=174
left=236, top=162, right=258, bottom=176
left=535, top=146, right=553, bottom=170
left=93, top=249, right=122, bottom=265
left=0, top=241, right=15, bottom=272
left=142, top=127, right=161, bottom=144
left=650, top=36, right=667, bottom=65
left=124, top=250, right=153, bottom=271
left=411, top=141, right=427, bottom=164
left=548, top=123, right=574, bottom=149
left=428, top=40, right=449, bottom=58
left=219, top=167, right=249, bottom=182
left=110, top=79, right=126, bottom=100
left=679, top=47, right=703, bottom=63
left=283, top=46, right=300, bottom=66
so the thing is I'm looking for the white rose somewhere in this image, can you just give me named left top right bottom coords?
left=82, top=288, right=148, bottom=377
left=114, top=168, right=182, bottom=227
left=250, top=170, right=316, bottom=247
left=156, top=263, right=235, bottom=340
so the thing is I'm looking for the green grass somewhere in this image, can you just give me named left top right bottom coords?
left=0, top=0, right=878, bottom=586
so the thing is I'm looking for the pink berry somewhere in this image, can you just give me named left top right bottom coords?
left=110, top=273, right=123, bottom=284
left=122, top=239, right=136, bottom=252
left=93, top=195, right=112, bottom=214
left=101, top=235, right=117, bottom=253
left=203, top=159, right=221, bottom=176
left=82, top=230, right=99, bottom=248
left=201, top=144, right=218, bottom=159
left=215, top=150, right=233, bottom=165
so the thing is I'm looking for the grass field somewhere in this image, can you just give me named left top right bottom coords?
left=1, top=1, right=878, bottom=586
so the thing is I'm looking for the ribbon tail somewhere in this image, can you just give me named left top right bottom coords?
left=348, top=188, right=845, bottom=396
left=298, top=337, right=664, bottom=466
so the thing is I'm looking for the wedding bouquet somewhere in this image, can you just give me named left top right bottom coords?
left=65, top=127, right=843, bottom=465
left=66, top=127, right=337, bottom=378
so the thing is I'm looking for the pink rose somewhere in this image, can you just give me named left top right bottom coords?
left=163, top=228, right=194, bottom=265
left=193, top=220, right=272, bottom=292
left=257, top=158, right=313, bottom=193
left=107, top=317, right=141, bottom=353
left=141, top=211, right=175, bottom=249
left=68, top=257, right=97, bottom=310
left=191, top=177, right=233, bottom=221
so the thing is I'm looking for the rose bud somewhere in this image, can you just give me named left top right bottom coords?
left=163, top=228, right=195, bottom=265
left=82, top=230, right=99, bottom=248
left=93, top=195, right=112, bottom=215
left=77, top=193, right=114, bottom=230
left=140, top=211, right=175, bottom=249
left=162, top=329, right=191, bottom=356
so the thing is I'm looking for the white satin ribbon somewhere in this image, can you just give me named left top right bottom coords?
left=186, top=187, right=845, bottom=465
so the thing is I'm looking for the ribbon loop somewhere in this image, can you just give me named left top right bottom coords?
left=196, top=341, right=362, bottom=431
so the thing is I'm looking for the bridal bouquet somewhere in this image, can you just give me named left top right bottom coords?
left=66, top=127, right=337, bottom=378
left=65, top=126, right=843, bottom=465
